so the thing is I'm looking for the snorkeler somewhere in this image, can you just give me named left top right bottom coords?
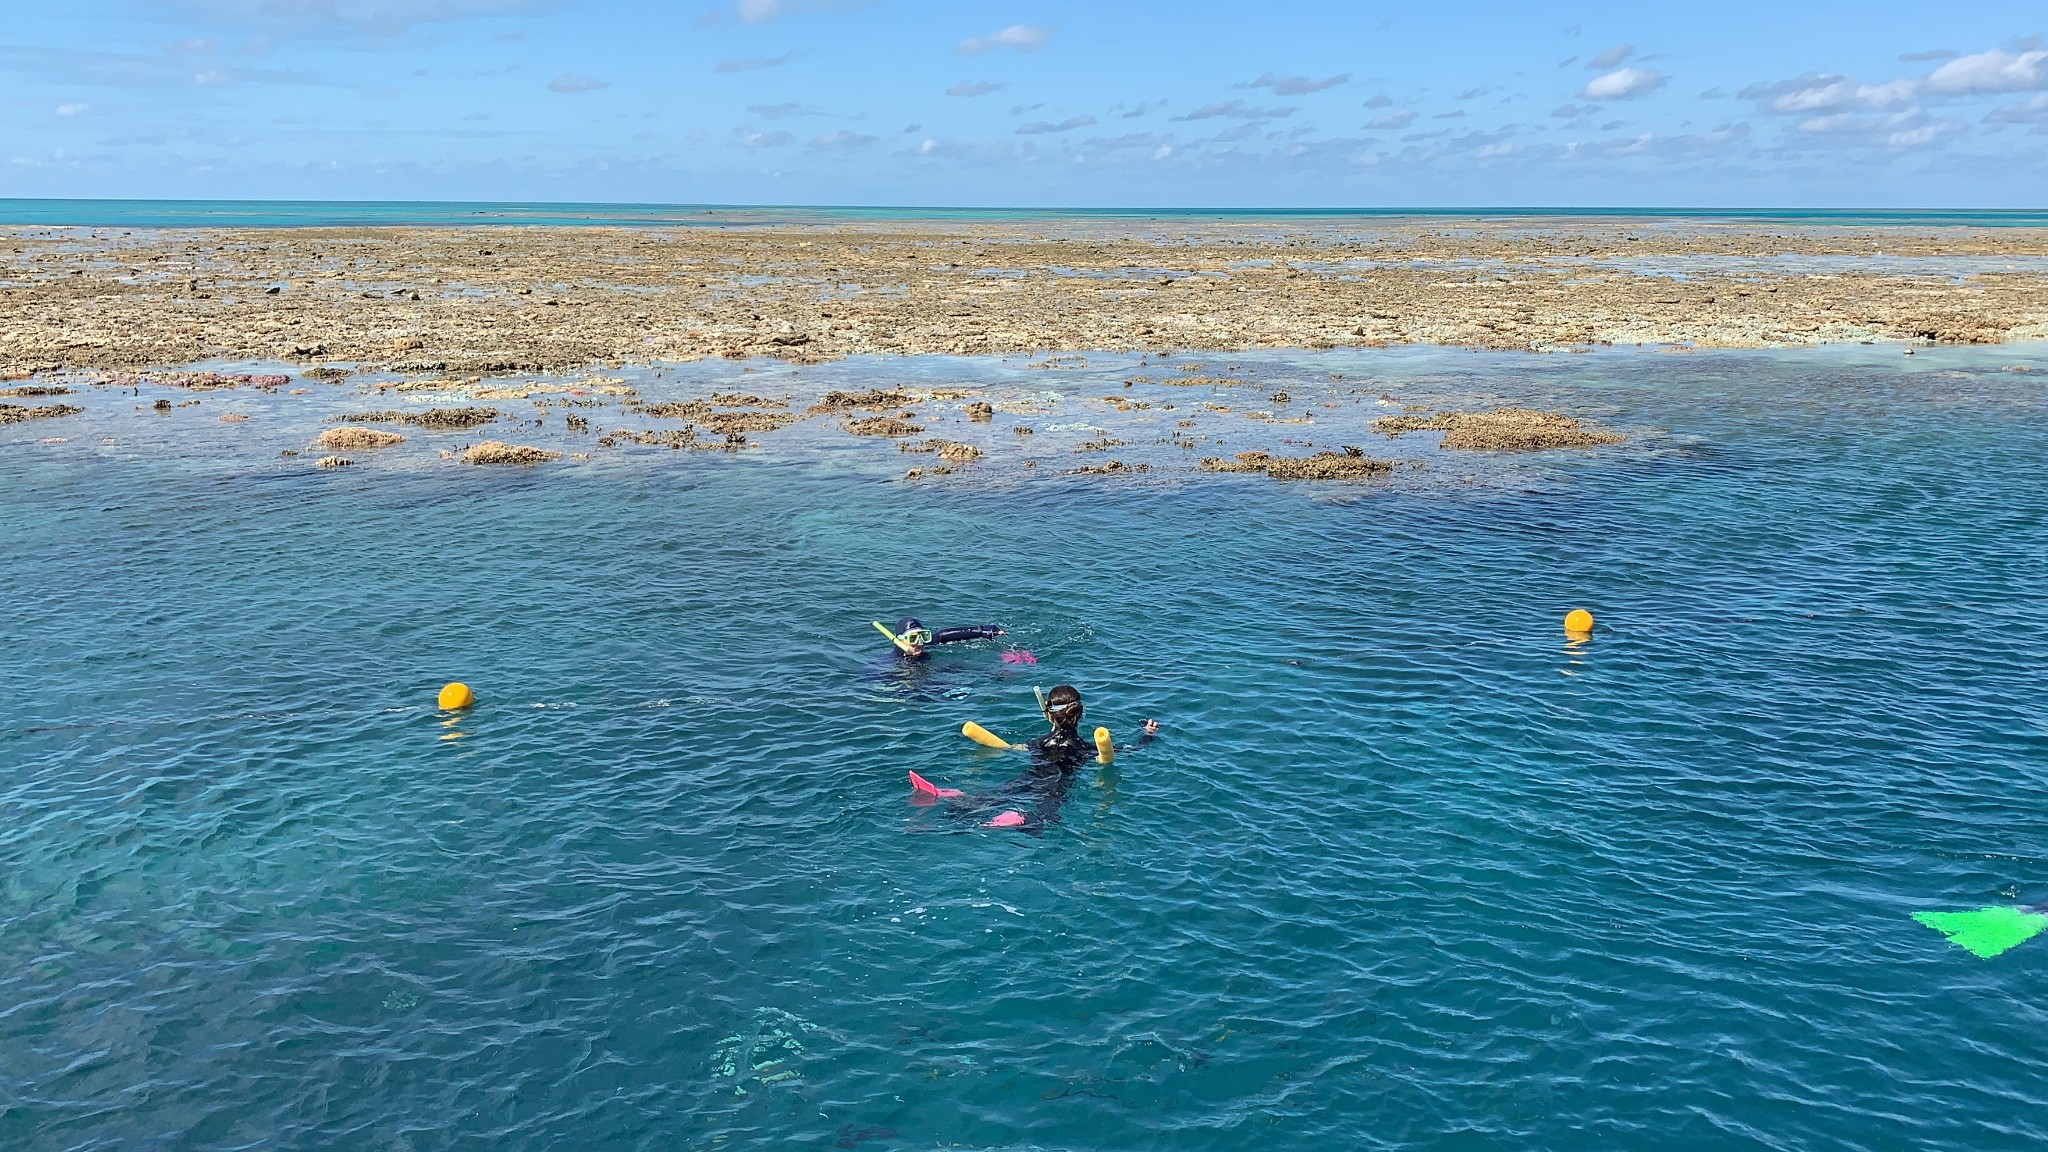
left=874, top=617, right=1005, bottom=660
left=911, top=684, right=1159, bottom=832
left=862, top=616, right=1017, bottom=704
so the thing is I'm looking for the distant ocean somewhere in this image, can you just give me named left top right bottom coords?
left=2, top=198, right=2046, bottom=229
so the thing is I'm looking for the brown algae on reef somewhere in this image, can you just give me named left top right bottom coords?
left=315, top=426, right=407, bottom=450
left=1371, top=408, right=1625, bottom=451
left=0, top=403, right=84, bottom=425
left=334, top=407, right=500, bottom=430
left=845, top=416, right=924, bottom=437
left=464, top=440, right=561, bottom=465
left=901, top=439, right=984, bottom=463
left=1200, top=450, right=1396, bottom=480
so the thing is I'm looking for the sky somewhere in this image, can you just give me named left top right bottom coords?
left=3, top=1, right=2046, bottom=207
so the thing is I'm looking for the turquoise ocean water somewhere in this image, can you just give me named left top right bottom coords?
left=4, top=344, right=2048, bottom=1149
left=4, top=198, right=2048, bottom=229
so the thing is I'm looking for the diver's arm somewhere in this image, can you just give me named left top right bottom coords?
left=929, top=625, right=1005, bottom=645
left=1115, top=719, right=1160, bottom=753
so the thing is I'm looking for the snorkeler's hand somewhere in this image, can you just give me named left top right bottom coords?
left=1143, top=719, right=1160, bottom=735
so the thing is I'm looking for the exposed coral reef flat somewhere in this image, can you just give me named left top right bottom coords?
left=4, top=218, right=2046, bottom=379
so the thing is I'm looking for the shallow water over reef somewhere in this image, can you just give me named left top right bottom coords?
left=4, top=345, right=2048, bottom=1151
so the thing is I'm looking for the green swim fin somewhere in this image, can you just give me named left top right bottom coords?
left=1913, top=906, right=2048, bottom=959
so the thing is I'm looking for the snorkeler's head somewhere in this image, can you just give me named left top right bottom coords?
left=1043, top=684, right=1084, bottom=730
left=895, top=617, right=934, bottom=655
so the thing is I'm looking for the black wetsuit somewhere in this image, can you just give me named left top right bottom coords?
left=893, top=622, right=1005, bottom=660
left=864, top=620, right=1005, bottom=701
left=950, top=722, right=1153, bottom=833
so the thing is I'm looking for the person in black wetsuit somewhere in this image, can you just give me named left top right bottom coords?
left=954, top=684, right=1159, bottom=833
left=886, top=617, right=1004, bottom=660
left=865, top=616, right=1010, bottom=703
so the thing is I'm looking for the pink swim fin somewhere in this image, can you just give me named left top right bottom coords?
left=908, top=771, right=963, bottom=802
left=985, top=811, right=1027, bottom=828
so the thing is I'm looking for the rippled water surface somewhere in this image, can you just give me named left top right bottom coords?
left=5, top=346, right=2048, bottom=1150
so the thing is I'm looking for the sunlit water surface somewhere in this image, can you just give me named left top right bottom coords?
left=5, top=345, right=2047, bottom=1151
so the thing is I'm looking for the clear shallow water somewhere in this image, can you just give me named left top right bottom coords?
left=4, top=346, right=2048, bottom=1150
left=5, top=199, right=2048, bottom=229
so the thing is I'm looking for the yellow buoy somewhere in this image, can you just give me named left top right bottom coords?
left=1563, top=609, right=1595, bottom=636
left=1094, top=726, right=1115, bottom=765
left=438, top=681, right=475, bottom=710
left=962, top=721, right=1013, bottom=749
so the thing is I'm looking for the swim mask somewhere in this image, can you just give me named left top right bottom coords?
left=902, top=628, right=934, bottom=647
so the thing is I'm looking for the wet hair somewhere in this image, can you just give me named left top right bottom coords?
left=897, top=617, right=924, bottom=634
left=1044, top=684, right=1084, bottom=726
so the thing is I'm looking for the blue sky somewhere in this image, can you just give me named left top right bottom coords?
left=4, top=1, right=2045, bottom=206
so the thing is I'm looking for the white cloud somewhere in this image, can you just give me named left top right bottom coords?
left=548, top=73, right=608, bottom=93
left=715, top=54, right=789, bottom=73
left=1580, top=67, right=1667, bottom=100
left=1242, top=71, right=1349, bottom=96
left=1899, top=48, right=1957, bottom=63
left=1172, top=99, right=1294, bottom=121
left=1926, top=48, right=2048, bottom=94
left=1587, top=43, right=1634, bottom=70
left=1785, top=106, right=1959, bottom=151
left=1739, top=74, right=1918, bottom=115
left=1987, top=92, right=2048, bottom=125
left=748, top=102, right=821, bottom=118
left=957, top=24, right=1051, bottom=53
left=1365, top=109, right=1414, bottom=129
left=56, top=102, right=91, bottom=116
left=947, top=80, right=1003, bottom=97
left=1363, top=92, right=1392, bottom=109
left=706, top=0, right=871, bottom=25
left=808, top=129, right=875, bottom=151
left=737, top=129, right=793, bottom=147
left=1016, top=115, right=1094, bottom=134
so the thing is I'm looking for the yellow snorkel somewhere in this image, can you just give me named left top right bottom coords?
left=872, top=620, right=914, bottom=654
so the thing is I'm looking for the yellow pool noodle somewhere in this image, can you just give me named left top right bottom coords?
left=962, top=721, right=1014, bottom=749
left=1094, top=726, right=1114, bottom=764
